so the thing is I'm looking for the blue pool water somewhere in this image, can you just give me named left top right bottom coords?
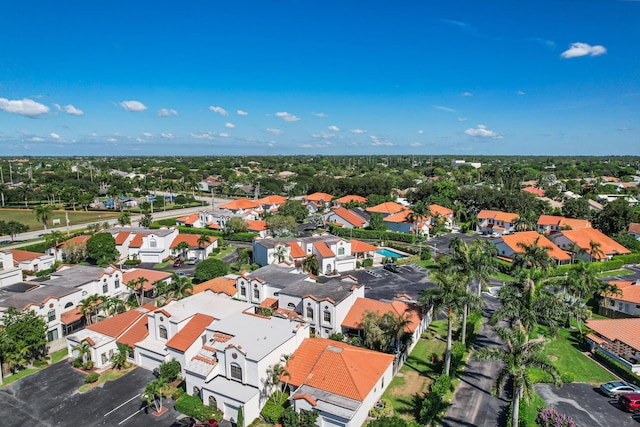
left=376, top=248, right=407, bottom=258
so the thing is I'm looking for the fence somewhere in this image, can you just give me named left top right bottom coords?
left=47, top=337, right=68, bottom=354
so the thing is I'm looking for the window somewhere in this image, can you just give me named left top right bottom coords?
left=47, top=309, right=56, bottom=322
left=338, top=247, right=345, bottom=256
left=240, top=286, right=246, bottom=296
left=159, top=325, right=168, bottom=339
left=306, top=307, right=314, bottom=319
left=287, top=302, right=296, bottom=309
left=193, top=386, right=200, bottom=397
left=101, top=353, right=108, bottom=364
left=323, top=311, right=331, bottom=323
left=230, top=364, right=242, bottom=381
left=208, top=396, right=218, bottom=410
left=150, top=239, right=157, bottom=248
left=0, top=261, right=3, bottom=269
left=114, top=279, right=120, bottom=289
left=253, top=288, right=259, bottom=299
left=103, top=283, right=108, bottom=293
left=64, top=302, right=73, bottom=309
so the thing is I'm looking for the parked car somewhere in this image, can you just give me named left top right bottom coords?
left=618, top=392, right=640, bottom=414
left=383, top=263, right=399, bottom=273
left=173, top=258, right=184, bottom=267
left=187, top=257, right=198, bottom=265
left=600, top=381, right=640, bottom=397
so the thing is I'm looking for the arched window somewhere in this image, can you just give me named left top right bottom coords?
left=287, top=302, right=295, bottom=309
left=150, top=238, right=157, bottom=248
left=230, top=363, right=242, bottom=381
left=159, top=325, right=168, bottom=339
left=64, top=302, right=73, bottom=309
left=240, top=286, right=246, bottom=296
left=192, top=386, right=200, bottom=397
left=306, top=307, right=314, bottom=319
left=208, top=396, right=218, bottom=410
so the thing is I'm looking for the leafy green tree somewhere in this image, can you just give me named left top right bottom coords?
left=33, top=204, right=54, bottom=230
left=117, top=211, right=131, bottom=226
left=194, top=258, right=229, bottom=282
left=302, top=254, right=319, bottom=275
left=158, top=359, right=182, bottom=381
left=474, top=327, right=561, bottom=427
left=562, top=198, right=590, bottom=219
left=360, top=310, right=412, bottom=354
left=266, top=215, right=298, bottom=237
left=0, top=307, right=48, bottom=373
left=225, top=216, right=249, bottom=234
left=0, top=220, right=29, bottom=241
left=279, top=200, right=308, bottom=223
left=86, top=232, right=119, bottom=266
left=595, top=198, right=639, bottom=236
left=368, top=212, right=387, bottom=231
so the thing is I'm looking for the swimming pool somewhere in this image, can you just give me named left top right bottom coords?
left=376, top=248, right=407, bottom=258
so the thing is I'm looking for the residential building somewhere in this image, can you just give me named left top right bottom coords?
left=109, top=227, right=179, bottom=263
left=549, top=228, right=630, bottom=262
left=8, top=249, right=55, bottom=275
left=218, top=199, right=260, bottom=214
left=477, top=210, right=519, bottom=235
left=522, top=186, right=545, bottom=197
left=284, top=337, right=395, bottom=427
left=324, top=207, right=369, bottom=229
left=199, top=176, right=224, bottom=192
left=536, top=215, right=592, bottom=234
left=122, top=268, right=173, bottom=301
left=191, top=276, right=237, bottom=297
left=586, top=317, right=640, bottom=374
left=492, top=231, right=571, bottom=266
left=451, top=159, right=481, bottom=169
left=366, top=202, right=406, bottom=218
left=302, top=192, right=334, bottom=213
left=629, top=223, right=640, bottom=241
left=255, top=195, right=288, bottom=213
left=429, top=204, right=455, bottom=231
left=383, top=210, right=429, bottom=236
left=0, top=251, right=24, bottom=288
left=599, top=280, right=640, bottom=318
left=235, top=265, right=314, bottom=306
left=333, top=195, right=367, bottom=207
left=49, top=235, right=90, bottom=262
left=170, top=233, right=217, bottom=261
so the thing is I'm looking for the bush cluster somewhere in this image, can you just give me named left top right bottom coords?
left=260, top=393, right=289, bottom=424
left=368, top=398, right=393, bottom=419
left=175, top=394, right=217, bottom=421
left=84, top=372, right=99, bottom=384
left=535, top=407, right=576, bottom=427
left=419, top=375, right=451, bottom=424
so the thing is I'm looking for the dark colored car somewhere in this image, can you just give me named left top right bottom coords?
left=384, top=263, right=399, bottom=273
left=619, top=393, right=640, bottom=414
left=173, top=258, right=184, bottom=267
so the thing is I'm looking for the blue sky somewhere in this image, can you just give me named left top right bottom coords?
left=0, top=0, right=638, bottom=156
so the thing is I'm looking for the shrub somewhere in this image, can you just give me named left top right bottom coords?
left=83, top=360, right=94, bottom=370
left=368, top=398, right=393, bottom=418
left=450, top=341, right=466, bottom=374
left=124, top=259, right=141, bottom=265
left=175, top=394, right=217, bottom=420
left=33, top=358, right=48, bottom=368
left=356, top=261, right=361, bottom=269
left=171, top=387, right=184, bottom=400
left=329, top=332, right=345, bottom=342
left=84, top=372, right=99, bottom=384
left=535, top=407, right=576, bottom=427
left=560, top=372, right=575, bottom=383
left=72, top=357, right=83, bottom=368
left=261, top=393, right=289, bottom=424
left=419, top=375, right=451, bottom=424
left=362, top=258, right=374, bottom=267
left=158, top=359, right=182, bottom=382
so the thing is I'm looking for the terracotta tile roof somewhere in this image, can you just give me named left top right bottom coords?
left=304, top=192, right=333, bottom=202
left=9, top=249, right=46, bottom=264
left=129, top=234, right=144, bottom=248
left=559, top=228, right=630, bottom=259
left=331, top=208, right=367, bottom=227
left=218, top=199, right=259, bottom=210
left=114, top=231, right=131, bottom=245
left=170, top=234, right=214, bottom=249
left=498, top=231, right=571, bottom=262
left=366, top=202, right=406, bottom=215
left=585, top=333, right=605, bottom=345
left=383, top=210, right=413, bottom=223
left=118, top=314, right=150, bottom=347
left=166, top=313, right=214, bottom=352
left=586, top=317, right=640, bottom=352
left=285, top=337, right=394, bottom=401
left=191, top=277, right=236, bottom=296
left=260, top=297, right=278, bottom=308
left=335, top=195, right=367, bottom=204
left=208, top=222, right=221, bottom=230
left=246, top=220, right=267, bottom=231
left=537, top=215, right=592, bottom=230
left=61, top=307, right=83, bottom=325
left=176, top=214, right=200, bottom=225
left=212, top=332, right=234, bottom=343
left=288, top=242, right=306, bottom=258
left=123, top=269, right=172, bottom=291
left=604, top=280, right=640, bottom=304
left=429, top=204, right=454, bottom=217
left=313, top=241, right=335, bottom=258
left=342, top=297, right=423, bottom=333
left=477, top=209, right=519, bottom=223
left=350, top=239, right=378, bottom=253
left=59, top=235, right=89, bottom=248
left=629, top=223, right=640, bottom=234
left=522, top=186, right=545, bottom=197
left=255, top=195, right=287, bottom=205
left=192, top=354, right=217, bottom=365
left=87, top=307, right=150, bottom=338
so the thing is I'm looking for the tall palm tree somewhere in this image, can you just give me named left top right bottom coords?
left=46, top=230, right=64, bottom=262
left=78, top=294, right=100, bottom=325
left=142, top=377, right=168, bottom=413
left=72, top=340, right=92, bottom=364
left=197, top=234, right=211, bottom=260
left=111, top=343, right=131, bottom=370
left=33, top=204, right=54, bottom=230
left=104, top=296, right=126, bottom=317
left=303, top=254, right=319, bottom=275
left=174, top=241, right=190, bottom=260
left=565, top=242, right=586, bottom=264
left=126, top=277, right=149, bottom=306
left=272, top=244, right=290, bottom=264
left=513, top=237, right=554, bottom=272
left=474, top=327, right=561, bottom=427
left=589, top=240, right=605, bottom=262
left=566, top=261, right=599, bottom=300
left=169, top=273, right=193, bottom=299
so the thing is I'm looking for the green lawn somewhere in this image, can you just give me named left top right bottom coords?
left=78, top=366, right=137, bottom=392
left=2, top=348, right=69, bottom=387
left=596, top=269, right=634, bottom=278
left=0, top=208, right=119, bottom=233
left=521, top=391, right=546, bottom=426
left=491, top=271, right=518, bottom=282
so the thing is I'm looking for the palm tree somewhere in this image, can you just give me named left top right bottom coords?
left=303, top=254, right=319, bottom=275
left=104, top=296, right=126, bottom=317
left=565, top=242, right=586, bottom=264
left=272, top=244, right=290, bottom=264
left=126, top=277, right=149, bottom=306
left=418, top=269, right=472, bottom=376
left=513, top=237, right=554, bottom=272
left=474, top=327, right=561, bottom=427
left=589, top=240, right=605, bottom=262
left=33, top=204, right=54, bottom=230
left=72, top=340, right=92, bottom=364
left=78, top=294, right=100, bottom=325
left=174, top=241, right=190, bottom=260
left=566, top=261, right=599, bottom=300
left=142, top=377, right=168, bottom=413
left=45, top=230, right=64, bottom=262
left=197, top=234, right=211, bottom=260
left=111, top=343, right=131, bottom=370
left=169, top=273, right=193, bottom=299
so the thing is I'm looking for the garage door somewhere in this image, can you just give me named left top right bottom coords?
left=224, top=404, right=238, bottom=422
left=322, top=416, right=345, bottom=427
left=138, top=352, right=163, bottom=371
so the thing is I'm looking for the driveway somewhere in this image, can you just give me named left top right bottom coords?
left=426, top=232, right=484, bottom=256
left=0, top=362, right=183, bottom=426
left=535, top=382, right=639, bottom=426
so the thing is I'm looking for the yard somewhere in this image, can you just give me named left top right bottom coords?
left=0, top=208, right=119, bottom=233
left=1, top=348, right=68, bottom=387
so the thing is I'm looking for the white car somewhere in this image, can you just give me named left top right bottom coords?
left=599, top=381, right=640, bottom=397
left=187, top=257, right=198, bottom=265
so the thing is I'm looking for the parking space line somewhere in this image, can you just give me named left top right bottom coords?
left=104, top=394, right=141, bottom=417
left=118, top=407, right=146, bottom=425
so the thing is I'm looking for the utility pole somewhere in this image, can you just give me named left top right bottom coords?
left=9, top=162, right=13, bottom=184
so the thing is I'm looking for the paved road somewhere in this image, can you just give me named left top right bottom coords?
left=442, top=294, right=510, bottom=427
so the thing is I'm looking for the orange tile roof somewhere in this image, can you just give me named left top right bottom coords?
left=313, top=241, right=335, bottom=258
left=350, top=239, right=378, bottom=253
left=9, top=249, right=46, bottom=264
left=559, top=228, right=630, bottom=259
left=61, top=307, right=83, bottom=325
left=114, top=231, right=131, bottom=245
left=522, top=186, right=545, bottom=197
left=255, top=195, right=287, bottom=205
left=604, top=281, right=640, bottom=304
left=383, top=210, right=413, bottom=223
left=176, top=214, right=200, bottom=225
left=366, top=202, right=406, bottom=215
left=285, top=337, right=394, bottom=401
left=260, top=297, right=278, bottom=308
left=335, top=195, right=367, bottom=204
left=123, top=269, right=172, bottom=291
left=59, top=235, right=90, bottom=248
left=129, top=234, right=144, bottom=248
left=477, top=209, right=519, bottom=223
left=537, top=215, right=591, bottom=230
left=429, top=204, right=454, bottom=217
left=208, top=222, right=221, bottom=230
left=586, top=317, right=640, bottom=352
left=166, top=313, right=214, bottom=352
left=191, top=277, right=236, bottom=296
left=331, top=208, right=367, bottom=227
left=288, top=242, right=306, bottom=258
left=305, top=192, right=333, bottom=202
left=170, top=234, right=213, bottom=249
left=499, top=231, right=571, bottom=262
left=118, top=314, right=150, bottom=347
left=246, top=220, right=267, bottom=231
left=628, top=223, right=640, bottom=234
left=218, top=199, right=259, bottom=210
left=88, top=308, right=149, bottom=338
left=213, top=332, right=234, bottom=343
left=342, top=298, right=422, bottom=333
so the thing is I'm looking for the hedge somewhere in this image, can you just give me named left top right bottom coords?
left=594, top=350, right=640, bottom=387
left=84, top=372, right=99, bottom=384
left=614, top=253, right=640, bottom=265
left=328, top=224, right=416, bottom=243
left=261, top=393, right=289, bottom=424
left=175, top=394, right=217, bottom=420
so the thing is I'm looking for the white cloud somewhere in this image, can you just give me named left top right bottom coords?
left=370, top=135, right=393, bottom=146
left=237, top=110, right=248, bottom=116
left=410, top=142, right=423, bottom=147
left=142, top=132, right=154, bottom=138
left=266, top=128, right=283, bottom=135
left=516, top=90, right=526, bottom=96
left=328, top=125, right=340, bottom=131
left=458, top=117, right=467, bottom=122
left=350, top=128, right=367, bottom=134
left=50, top=132, right=63, bottom=141
left=312, top=112, right=327, bottom=117
left=160, top=133, right=175, bottom=139
left=0, top=97, right=49, bottom=117
left=29, top=137, right=44, bottom=142
left=209, top=106, right=228, bottom=116
left=119, top=100, right=147, bottom=112
left=462, top=91, right=473, bottom=97
left=158, top=108, right=178, bottom=117
left=106, top=137, right=118, bottom=143
left=63, top=104, right=84, bottom=116
left=434, top=105, right=456, bottom=113
left=561, top=42, right=607, bottom=58
left=417, top=130, right=424, bottom=134
left=276, top=111, right=300, bottom=122
left=465, top=124, right=503, bottom=139
left=219, top=132, right=230, bottom=137
left=225, top=122, right=236, bottom=129
left=311, top=132, right=334, bottom=139
left=190, top=132, right=215, bottom=140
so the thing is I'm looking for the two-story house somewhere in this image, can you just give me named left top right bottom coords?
left=8, top=249, right=55, bottom=275
left=366, top=201, right=407, bottom=218
left=324, top=207, right=369, bottom=229
left=170, top=233, right=218, bottom=261
left=302, top=192, right=333, bottom=213
left=600, top=280, right=640, bottom=318
left=492, top=231, right=572, bottom=266
left=537, top=215, right=592, bottom=234
left=110, top=227, right=179, bottom=263
left=477, top=209, right=519, bottom=235
left=235, top=265, right=313, bottom=306
left=549, top=228, right=630, bottom=262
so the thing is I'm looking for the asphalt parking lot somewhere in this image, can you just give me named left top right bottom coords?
left=426, top=231, right=484, bottom=256
left=0, top=362, right=183, bottom=427
left=536, top=382, right=640, bottom=426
